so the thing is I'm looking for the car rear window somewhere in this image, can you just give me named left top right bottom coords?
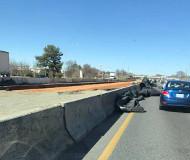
left=166, top=81, right=190, bottom=90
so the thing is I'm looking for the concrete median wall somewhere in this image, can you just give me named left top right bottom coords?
left=64, top=84, right=140, bottom=142
left=0, top=106, right=74, bottom=160
left=11, top=77, right=51, bottom=84
left=0, top=77, right=135, bottom=85
left=0, top=84, right=139, bottom=160
left=64, top=95, right=107, bottom=142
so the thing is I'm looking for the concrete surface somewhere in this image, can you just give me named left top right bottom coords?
left=63, top=84, right=139, bottom=144
left=0, top=77, right=128, bottom=85
left=0, top=84, right=137, bottom=121
left=101, top=91, right=117, bottom=116
left=0, top=90, right=106, bottom=121
left=64, top=95, right=107, bottom=142
left=0, top=84, right=139, bottom=160
left=0, top=106, right=74, bottom=160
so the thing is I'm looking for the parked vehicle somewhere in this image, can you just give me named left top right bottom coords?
left=0, top=50, right=9, bottom=77
left=35, top=75, right=48, bottom=78
left=160, top=80, right=190, bottom=110
left=110, top=72, right=116, bottom=79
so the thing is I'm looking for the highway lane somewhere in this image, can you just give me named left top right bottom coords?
left=108, top=97, right=190, bottom=160
left=84, top=96, right=190, bottom=160
left=57, top=96, right=190, bottom=160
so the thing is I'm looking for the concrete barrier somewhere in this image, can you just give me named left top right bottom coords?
left=64, top=95, right=107, bottom=142
left=101, top=91, right=118, bottom=116
left=0, top=84, right=140, bottom=160
left=64, top=84, right=140, bottom=142
left=0, top=77, right=10, bottom=82
left=0, top=77, right=135, bottom=85
left=26, top=78, right=50, bottom=84
left=11, top=77, right=50, bottom=84
left=0, top=106, right=74, bottom=160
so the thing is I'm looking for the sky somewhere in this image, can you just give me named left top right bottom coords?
left=0, top=0, right=190, bottom=75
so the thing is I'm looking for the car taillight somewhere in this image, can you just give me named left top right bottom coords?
left=162, top=101, right=167, bottom=104
left=162, top=91, right=169, bottom=96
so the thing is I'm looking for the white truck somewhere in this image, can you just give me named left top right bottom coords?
left=110, top=72, right=116, bottom=79
left=0, top=50, right=9, bottom=76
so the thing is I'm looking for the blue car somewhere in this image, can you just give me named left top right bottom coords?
left=159, top=80, right=190, bottom=110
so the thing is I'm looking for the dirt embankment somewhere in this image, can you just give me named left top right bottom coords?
left=15, top=81, right=135, bottom=93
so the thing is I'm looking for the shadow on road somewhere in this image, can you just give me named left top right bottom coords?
left=55, top=112, right=123, bottom=160
left=163, top=107, right=190, bottom=113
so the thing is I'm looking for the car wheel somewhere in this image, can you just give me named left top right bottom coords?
left=159, top=104, right=164, bottom=110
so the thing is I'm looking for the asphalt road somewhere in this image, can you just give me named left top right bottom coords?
left=57, top=96, right=190, bottom=160
left=109, top=97, right=190, bottom=160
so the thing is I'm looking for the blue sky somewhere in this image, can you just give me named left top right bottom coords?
left=0, top=0, right=190, bottom=75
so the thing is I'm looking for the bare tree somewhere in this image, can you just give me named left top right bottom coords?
left=18, top=62, right=31, bottom=77
left=82, top=64, right=99, bottom=78
left=116, top=69, right=128, bottom=77
left=9, top=60, right=19, bottom=76
left=9, top=59, right=33, bottom=77
left=176, top=71, right=185, bottom=78
left=65, top=60, right=81, bottom=78
left=116, top=69, right=133, bottom=79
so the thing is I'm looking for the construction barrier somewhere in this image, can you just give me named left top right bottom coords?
left=64, top=95, right=107, bottom=142
left=0, top=84, right=139, bottom=160
left=0, top=106, right=74, bottom=160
